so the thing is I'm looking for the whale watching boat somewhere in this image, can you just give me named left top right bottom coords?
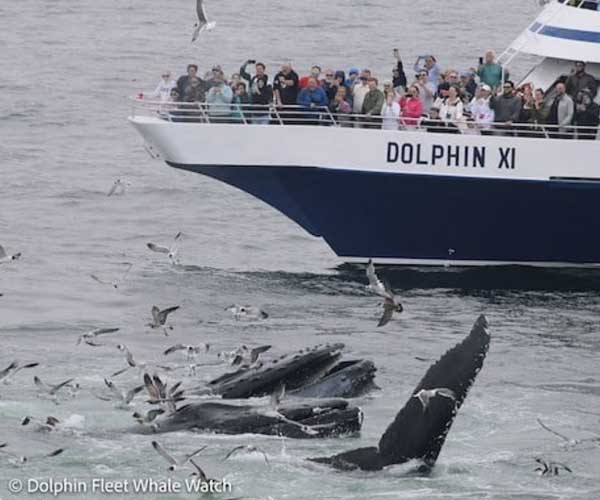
left=129, top=0, right=600, bottom=267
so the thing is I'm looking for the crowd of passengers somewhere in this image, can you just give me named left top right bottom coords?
left=146, top=50, right=600, bottom=139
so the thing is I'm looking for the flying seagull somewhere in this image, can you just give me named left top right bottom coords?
left=34, top=376, right=75, bottom=397
left=163, top=343, right=210, bottom=361
left=0, top=244, right=21, bottom=264
left=192, top=0, right=216, bottom=42
left=76, top=327, right=120, bottom=347
left=90, top=263, right=133, bottom=290
left=151, top=440, right=207, bottom=472
left=224, top=445, right=269, bottom=465
left=366, top=259, right=403, bottom=327
left=0, top=361, right=39, bottom=384
left=0, top=444, right=64, bottom=465
left=147, top=232, right=182, bottom=264
left=95, top=379, right=144, bottom=409
left=148, top=305, right=180, bottom=335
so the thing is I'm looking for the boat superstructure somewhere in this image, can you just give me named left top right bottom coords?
left=129, top=0, right=600, bottom=267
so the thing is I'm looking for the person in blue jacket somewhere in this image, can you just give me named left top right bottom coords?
left=297, top=77, right=329, bottom=125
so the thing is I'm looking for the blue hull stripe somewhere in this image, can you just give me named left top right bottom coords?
left=530, top=22, right=600, bottom=43
left=167, top=163, right=600, bottom=265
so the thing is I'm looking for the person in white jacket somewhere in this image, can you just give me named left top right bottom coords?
left=468, top=84, right=495, bottom=130
left=151, top=71, right=177, bottom=102
left=381, top=92, right=401, bottom=130
left=439, top=86, right=465, bottom=131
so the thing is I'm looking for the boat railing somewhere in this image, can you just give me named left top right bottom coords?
left=130, top=98, right=600, bottom=140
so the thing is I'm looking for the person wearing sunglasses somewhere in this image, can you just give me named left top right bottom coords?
left=151, top=71, right=177, bottom=102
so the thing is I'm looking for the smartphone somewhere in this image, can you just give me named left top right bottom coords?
left=248, top=59, right=256, bottom=64
left=479, top=57, right=484, bottom=66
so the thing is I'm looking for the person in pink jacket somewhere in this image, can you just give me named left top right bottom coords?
left=400, top=85, right=424, bottom=127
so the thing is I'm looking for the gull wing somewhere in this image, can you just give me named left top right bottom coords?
left=164, top=344, right=186, bottom=356
left=377, top=299, right=396, bottom=328
left=158, top=306, right=180, bottom=324
left=34, top=376, right=49, bottom=392
left=90, top=274, right=110, bottom=285
left=50, top=378, right=75, bottom=395
left=435, top=388, right=456, bottom=401
left=104, top=379, right=123, bottom=400
left=147, top=243, right=170, bottom=254
left=189, top=459, right=209, bottom=482
left=92, top=328, right=120, bottom=337
left=0, top=361, right=18, bottom=378
left=151, top=441, right=177, bottom=466
left=107, top=181, right=119, bottom=197
left=224, top=445, right=245, bottom=461
left=0, top=245, right=6, bottom=259
left=196, top=0, right=209, bottom=25
left=183, top=446, right=208, bottom=464
left=250, top=345, right=272, bottom=363
left=125, top=385, right=145, bottom=404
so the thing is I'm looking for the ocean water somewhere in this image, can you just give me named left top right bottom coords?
left=2, top=1, right=600, bottom=499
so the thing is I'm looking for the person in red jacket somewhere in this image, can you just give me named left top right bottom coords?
left=400, top=85, right=424, bottom=127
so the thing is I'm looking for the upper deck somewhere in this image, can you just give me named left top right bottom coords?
left=506, top=0, right=600, bottom=63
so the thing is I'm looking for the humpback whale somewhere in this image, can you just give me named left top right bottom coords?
left=310, top=315, right=490, bottom=470
left=204, top=344, right=377, bottom=399
left=133, top=399, right=362, bottom=439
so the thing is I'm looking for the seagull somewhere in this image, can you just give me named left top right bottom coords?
left=21, top=416, right=60, bottom=432
left=0, top=444, right=64, bottom=465
left=0, top=361, right=39, bottom=384
left=112, top=344, right=146, bottom=376
left=192, top=0, right=216, bottom=42
left=107, top=179, right=130, bottom=197
left=132, top=408, right=165, bottom=426
left=148, top=305, right=180, bottom=335
left=534, top=457, right=572, bottom=476
left=225, top=304, right=269, bottom=321
left=147, top=232, right=182, bottom=264
left=264, top=383, right=318, bottom=436
left=164, top=344, right=210, bottom=361
left=218, top=345, right=271, bottom=368
left=90, top=263, right=133, bottom=289
left=143, top=373, right=185, bottom=414
left=95, top=379, right=144, bottom=409
left=76, top=327, right=120, bottom=347
left=537, top=418, right=600, bottom=448
left=0, top=244, right=21, bottom=264
left=224, top=445, right=269, bottom=464
left=413, top=388, right=456, bottom=412
left=189, top=459, right=226, bottom=489
left=152, top=440, right=207, bottom=472
left=366, top=259, right=403, bottom=327
left=34, top=376, right=75, bottom=399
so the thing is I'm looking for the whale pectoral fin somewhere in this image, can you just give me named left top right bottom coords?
left=309, top=447, right=383, bottom=471
left=377, top=315, right=491, bottom=467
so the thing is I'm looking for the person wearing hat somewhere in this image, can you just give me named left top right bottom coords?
left=565, top=61, right=598, bottom=99
left=469, top=84, right=495, bottom=131
left=346, top=68, right=360, bottom=90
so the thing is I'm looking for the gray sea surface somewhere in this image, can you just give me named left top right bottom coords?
left=2, top=1, right=600, bottom=499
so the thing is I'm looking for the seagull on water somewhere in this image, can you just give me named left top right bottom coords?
left=192, top=0, right=216, bottom=42
left=0, top=443, right=64, bottom=465
left=0, top=244, right=21, bottom=264
left=76, top=328, right=120, bottom=347
left=413, top=388, right=456, bottom=412
left=164, top=343, right=210, bottom=361
left=147, top=232, right=182, bottom=264
left=225, top=304, right=269, bottom=321
left=152, top=440, right=207, bottom=472
left=21, top=416, right=60, bottom=433
left=148, top=305, right=180, bottom=335
left=107, top=179, right=130, bottom=197
left=534, top=457, right=572, bottom=476
left=366, top=259, right=403, bottom=327
left=0, top=361, right=39, bottom=384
